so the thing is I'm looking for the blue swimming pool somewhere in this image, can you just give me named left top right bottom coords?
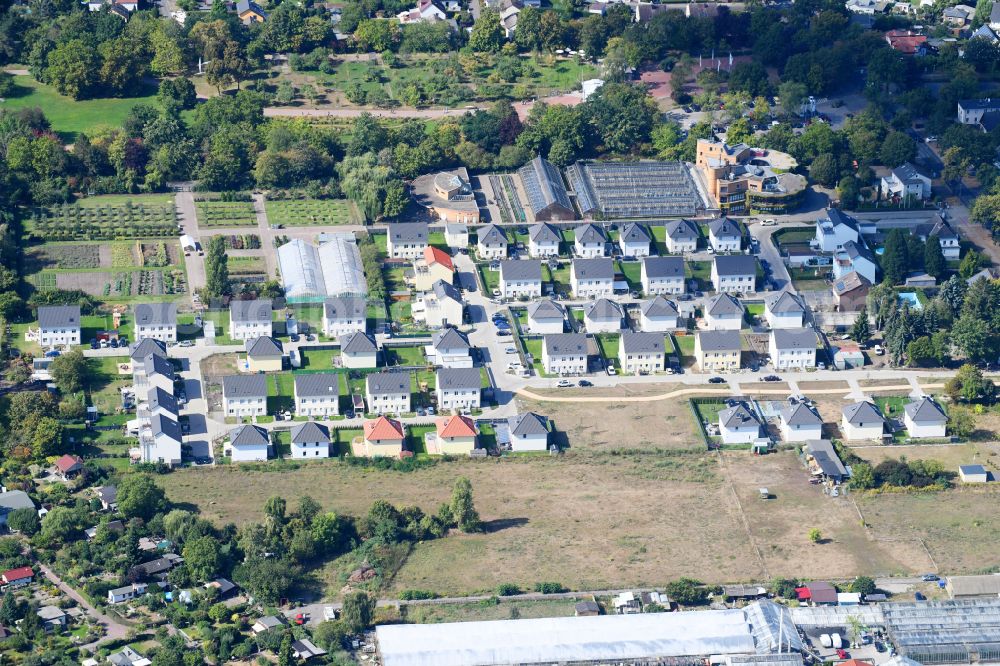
left=898, top=292, right=923, bottom=310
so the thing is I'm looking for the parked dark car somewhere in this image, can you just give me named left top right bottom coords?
left=578, top=380, right=593, bottom=387
left=762, top=375, right=781, bottom=382
left=708, top=377, right=726, bottom=384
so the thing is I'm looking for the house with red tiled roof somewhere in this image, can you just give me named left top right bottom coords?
left=885, top=30, right=930, bottom=55
left=358, top=416, right=406, bottom=458
left=53, top=454, right=84, bottom=480
left=429, top=415, right=478, bottom=456
left=414, top=246, right=456, bottom=291
left=2, top=566, right=34, bottom=588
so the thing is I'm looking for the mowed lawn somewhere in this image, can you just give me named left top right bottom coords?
left=1, top=76, right=160, bottom=143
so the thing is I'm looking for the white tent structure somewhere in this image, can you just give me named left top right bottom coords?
left=276, top=235, right=366, bottom=302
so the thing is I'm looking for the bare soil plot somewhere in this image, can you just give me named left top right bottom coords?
left=859, top=378, right=910, bottom=388
left=56, top=271, right=110, bottom=295
left=797, top=380, right=851, bottom=392
left=201, top=354, right=240, bottom=413
left=517, top=389, right=705, bottom=451
left=739, top=382, right=790, bottom=394
left=158, top=452, right=763, bottom=597
left=523, top=383, right=683, bottom=400
left=724, top=450, right=931, bottom=578
left=856, top=488, right=1000, bottom=574
left=25, top=244, right=101, bottom=270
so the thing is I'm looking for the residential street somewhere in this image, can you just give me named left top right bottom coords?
left=37, top=563, right=130, bottom=649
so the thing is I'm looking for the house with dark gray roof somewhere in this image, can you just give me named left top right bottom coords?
left=618, top=332, right=665, bottom=374
left=803, top=439, right=848, bottom=482
left=574, top=223, right=607, bottom=258
left=436, top=367, right=481, bottom=411
left=695, top=330, right=741, bottom=372
left=542, top=333, right=588, bottom=375
left=245, top=337, right=284, bottom=372
left=323, top=296, right=366, bottom=338
left=841, top=401, right=885, bottom=441
left=571, top=258, right=614, bottom=298
left=718, top=402, right=762, bottom=444
left=387, top=223, right=429, bottom=259
left=640, top=296, right=679, bottom=332
left=477, top=224, right=509, bottom=260
left=664, top=219, right=700, bottom=253
left=528, top=223, right=562, bottom=257
left=229, top=299, right=273, bottom=341
left=619, top=223, right=652, bottom=258
left=499, top=261, right=543, bottom=299
left=912, top=216, right=960, bottom=260
left=708, top=217, right=742, bottom=252
left=641, top=257, right=685, bottom=295
left=705, top=293, right=745, bottom=331
left=527, top=299, right=565, bottom=334
left=294, top=373, right=340, bottom=417
left=769, top=328, right=816, bottom=370
left=418, top=279, right=464, bottom=328
left=142, top=386, right=178, bottom=421
left=365, top=371, right=411, bottom=415
left=130, top=338, right=167, bottom=363
left=228, top=424, right=270, bottom=462
left=779, top=401, right=823, bottom=442
left=340, top=331, right=379, bottom=369
left=431, top=328, right=472, bottom=368
left=134, top=303, right=177, bottom=342
left=136, top=413, right=182, bottom=466
left=815, top=208, right=860, bottom=252
left=133, top=353, right=175, bottom=395
left=765, top=291, right=807, bottom=329
left=711, top=255, right=757, bottom=293
left=583, top=298, right=623, bottom=333
left=507, top=412, right=550, bottom=451
left=37, top=305, right=81, bottom=347
left=290, top=422, right=331, bottom=459
left=222, top=375, right=268, bottom=417
left=833, top=240, right=878, bottom=285
left=903, top=396, right=947, bottom=438
left=0, top=490, right=36, bottom=528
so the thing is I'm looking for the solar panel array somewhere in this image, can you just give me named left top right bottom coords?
left=571, top=161, right=702, bottom=219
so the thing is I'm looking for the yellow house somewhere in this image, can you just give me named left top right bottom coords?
left=694, top=330, right=741, bottom=373
left=413, top=246, right=455, bottom=292
left=236, top=0, right=268, bottom=23
left=430, top=415, right=478, bottom=455
left=358, top=416, right=405, bottom=458
left=245, top=336, right=283, bottom=373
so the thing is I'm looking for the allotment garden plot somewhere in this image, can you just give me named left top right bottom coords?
left=264, top=198, right=360, bottom=226
left=194, top=197, right=257, bottom=227
left=28, top=195, right=177, bottom=241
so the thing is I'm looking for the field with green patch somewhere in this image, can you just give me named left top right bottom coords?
left=0, top=76, right=161, bottom=142
left=265, top=198, right=360, bottom=226
left=195, top=200, right=257, bottom=227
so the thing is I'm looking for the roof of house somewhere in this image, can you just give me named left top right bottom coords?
left=478, top=224, right=508, bottom=246
left=643, top=256, right=685, bottom=279
left=37, top=305, right=80, bottom=329
left=366, top=371, right=410, bottom=394
left=904, top=396, right=947, bottom=424
left=236, top=0, right=267, bottom=15
left=436, top=415, right=477, bottom=438
left=146, top=387, right=178, bottom=417
left=230, top=299, right=272, bottom=323
left=528, top=299, right=565, bottom=320
left=885, top=29, right=928, bottom=54
left=389, top=223, right=429, bottom=244
left=230, top=424, right=269, bottom=448
left=500, top=260, right=542, bottom=281
left=431, top=279, right=463, bottom=303
left=620, top=331, right=665, bottom=354
left=621, top=223, right=651, bottom=244
left=0, top=490, right=35, bottom=512
left=573, top=258, right=614, bottom=280
left=529, top=223, right=561, bottom=244
left=130, top=338, right=167, bottom=361
left=665, top=219, right=700, bottom=242
left=843, top=401, right=885, bottom=425
left=992, top=2, right=1000, bottom=22
left=433, top=327, right=470, bottom=350
left=708, top=217, right=741, bottom=238
left=364, top=416, right=405, bottom=440
left=141, top=353, right=174, bottom=380
left=245, top=336, right=283, bottom=358
left=54, top=454, right=84, bottom=473
left=707, top=293, right=744, bottom=317
left=767, top=290, right=806, bottom=315
left=37, top=605, right=66, bottom=620
left=805, top=581, right=838, bottom=604
left=844, top=241, right=876, bottom=265
left=890, top=162, right=927, bottom=185
left=544, top=333, right=588, bottom=356
left=508, top=412, right=549, bottom=436
left=324, top=296, right=367, bottom=321
left=134, top=303, right=177, bottom=328
left=584, top=298, right=623, bottom=320
left=291, top=639, right=327, bottom=659
left=833, top=271, right=871, bottom=296
left=719, top=403, right=762, bottom=429
left=96, top=485, right=118, bottom=504
left=340, top=331, right=378, bottom=354
left=958, top=97, right=1000, bottom=111
left=781, top=402, right=822, bottom=426
left=696, top=329, right=741, bottom=351
left=294, top=373, right=341, bottom=398
left=713, top=255, right=757, bottom=276
left=960, top=464, right=986, bottom=475
left=436, top=367, right=481, bottom=390
left=641, top=296, right=679, bottom=318
left=575, top=223, right=606, bottom=245
left=150, top=413, right=181, bottom=442
left=445, top=223, right=468, bottom=235
left=823, top=208, right=859, bottom=232
left=291, top=421, right=331, bottom=444
left=2, top=566, right=33, bottom=581
left=254, top=615, right=287, bottom=630
left=771, top=328, right=816, bottom=350
left=971, top=24, right=998, bottom=42
left=222, top=374, right=268, bottom=398
left=422, top=246, right=455, bottom=272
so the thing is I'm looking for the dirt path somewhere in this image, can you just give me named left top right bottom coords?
left=38, top=563, right=130, bottom=649
left=515, top=383, right=944, bottom=403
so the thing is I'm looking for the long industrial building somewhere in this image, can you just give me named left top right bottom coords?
left=376, top=600, right=801, bottom=666
left=276, top=235, right=366, bottom=303
left=567, top=160, right=704, bottom=219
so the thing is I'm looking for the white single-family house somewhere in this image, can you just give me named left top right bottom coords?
left=340, top=331, right=379, bottom=369
left=435, top=367, right=481, bottom=411
left=640, top=296, right=680, bottom=332
left=134, top=303, right=177, bottom=343
left=711, top=256, right=757, bottom=294
left=574, top=223, right=607, bottom=258
left=508, top=412, right=550, bottom=452
left=663, top=219, right=699, bottom=254
left=528, top=223, right=562, bottom=257
left=815, top=209, right=860, bottom=252
left=769, top=328, right=816, bottom=370
left=499, top=261, right=543, bottom=299
left=365, top=372, right=411, bottom=415
left=571, top=258, right=614, bottom=298
left=765, top=291, right=807, bottom=329
left=230, top=299, right=273, bottom=341
left=618, top=332, right=665, bottom=375
left=222, top=375, right=268, bottom=417
left=542, top=333, right=588, bottom=375
left=583, top=298, right=623, bottom=333
left=779, top=401, right=823, bottom=442
left=322, top=296, right=367, bottom=338
left=718, top=403, right=763, bottom=444
left=294, top=373, right=340, bottom=417
left=619, top=223, right=652, bottom=258
left=429, top=328, right=473, bottom=368
left=641, top=256, right=685, bottom=295
left=37, top=305, right=81, bottom=347
left=841, top=401, right=886, bottom=441
left=903, top=396, right=947, bottom=439
left=387, top=223, right=429, bottom=259
left=527, top=299, right=565, bottom=334
left=708, top=217, right=742, bottom=253
left=477, top=224, right=509, bottom=260
left=705, top=293, right=745, bottom=330
left=290, top=422, right=331, bottom=458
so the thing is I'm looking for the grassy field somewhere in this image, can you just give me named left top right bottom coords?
left=195, top=201, right=257, bottom=227
left=0, top=76, right=160, bottom=142
left=264, top=199, right=360, bottom=226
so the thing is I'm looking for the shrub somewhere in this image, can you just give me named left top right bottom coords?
left=495, top=583, right=520, bottom=596
left=399, top=590, right=438, bottom=600
left=533, top=582, right=566, bottom=594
